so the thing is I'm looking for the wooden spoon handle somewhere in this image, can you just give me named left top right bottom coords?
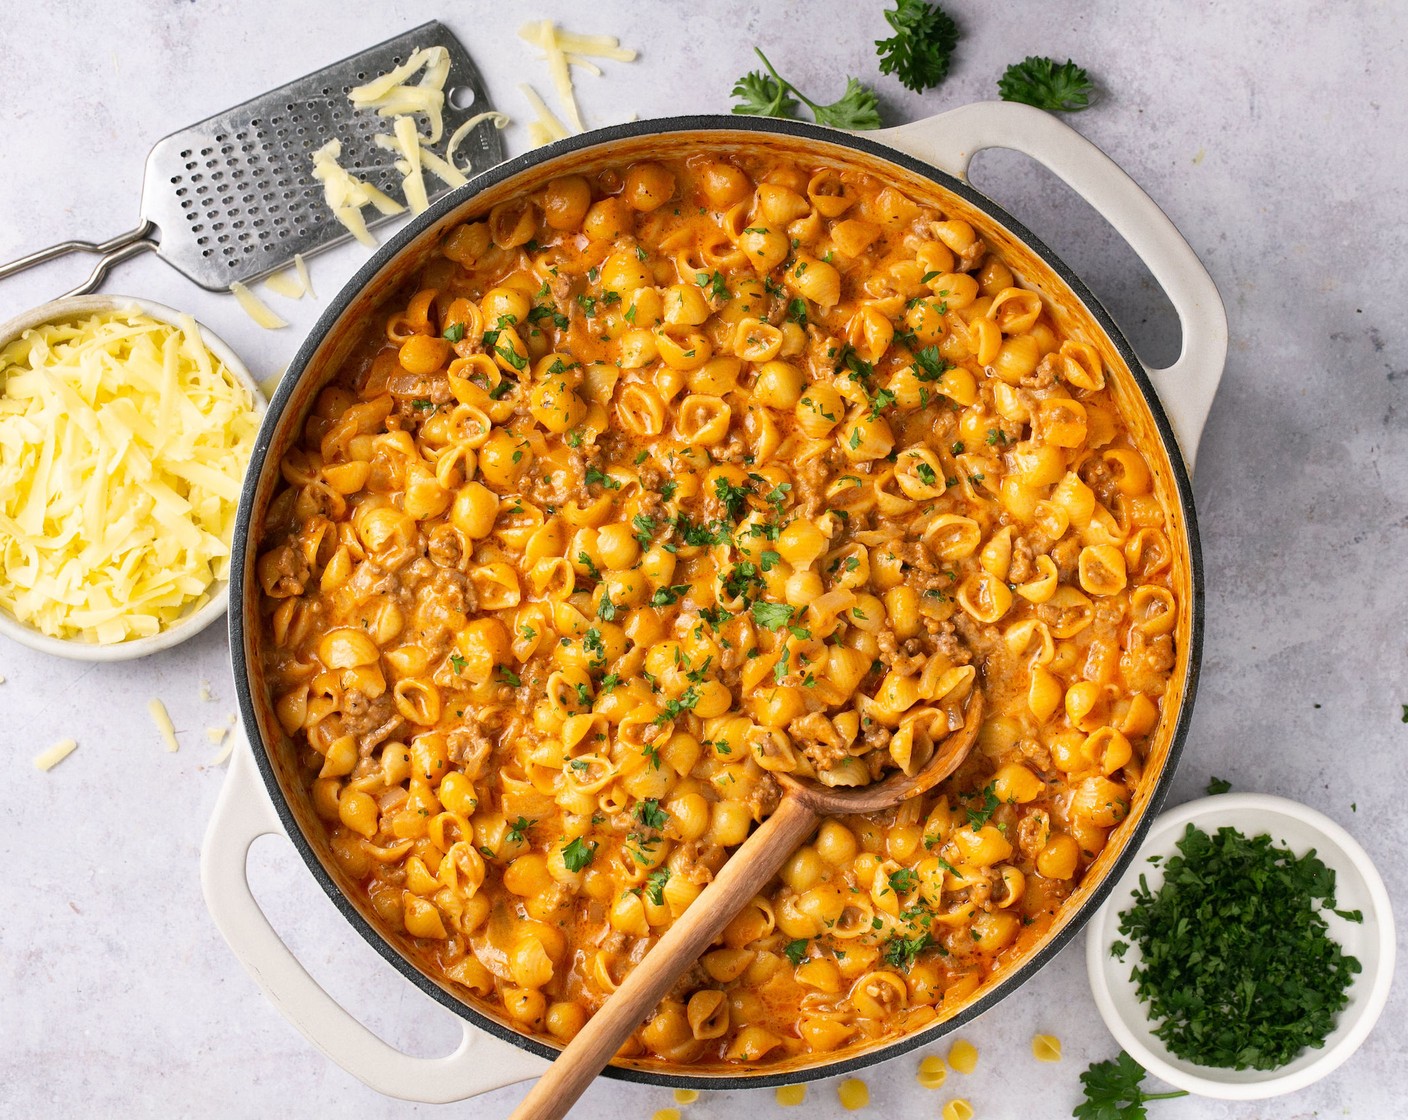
left=508, top=794, right=820, bottom=1120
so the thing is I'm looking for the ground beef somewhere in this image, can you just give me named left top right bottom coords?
left=1023, top=353, right=1061, bottom=391
left=747, top=775, right=781, bottom=820
left=447, top=715, right=494, bottom=778
left=343, top=694, right=402, bottom=755
left=876, top=630, right=927, bottom=676
left=1008, top=536, right=1035, bottom=584
left=787, top=713, right=850, bottom=771
left=263, top=543, right=309, bottom=598
left=1050, top=537, right=1080, bottom=582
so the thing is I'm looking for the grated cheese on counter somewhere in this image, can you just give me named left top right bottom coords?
left=311, top=139, right=405, bottom=248
left=391, top=115, right=430, bottom=214
left=262, top=268, right=305, bottom=300
left=229, top=281, right=288, bottom=330
left=149, top=697, right=179, bottom=752
left=0, top=309, right=257, bottom=643
left=294, top=253, right=315, bottom=300
left=520, top=83, right=571, bottom=148
left=34, top=738, right=78, bottom=771
left=517, top=21, right=638, bottom=137
left=348, top=45, right=451, bottom=143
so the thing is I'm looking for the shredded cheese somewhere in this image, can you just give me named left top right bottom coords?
left=391, top=116, right=430, bottom=214
left=444, top=111, right=511, bottom=169
left=348, top=46, right=451, bottom=143
left=149, top=697, right=179, bottom=752
left=206, top=724, right=228, bottom=744
left=517, top=21, right=638, bottom=136
left=262, top=268, right=305, bottom=300
left=0, top=309, right=257, bottom=642
left=294, top=253, right=315, bottom=300
left=212, top=738, right=235, bottom=766
left=520, top=83, right=571, bottom=148
left=34, top=738, right=78, bottom=771
left=311, top=139, right=404, bottom=248
left=198, top=679, right=212, bottom=701
left=229, top=281, right=288, bottom=330
left=258, top=367, right=285, bottom=401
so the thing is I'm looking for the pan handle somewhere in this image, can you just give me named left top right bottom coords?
left=877, top=101, right=1227, bottom=472
left=200, top=731, right=547, bottom=1102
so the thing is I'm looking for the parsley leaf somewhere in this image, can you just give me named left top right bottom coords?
left=965, top=783, right=1000, bottom=828
left=730, top=48, right=881, bottom=130
left=751, top=600, right=796, bottom=630
left=882, top=932, right=930, bottom=971
left=442, top=322, right=465, bottom=342
left=714, top=476, right=752, bottom=521
left=651, top=584, right=692, bottom=608
left=505, top=816, right=535, bottom=844
left=561, top=837, right=597, bottom=872
left=999, top=56, right=1096, bottom=113
left=634, top=798, right=669, bottom=831
left=783, top=939, right=809, bottom=967
left=1074, top=1052, right=1187, bottom=1120
left=644, top=867, right=671, bottom=906
left=497, top=665, right=522, bottom=687
left=1206, top=776, right=1232, bottom=796
left=876, top=0, right=959, bottom=93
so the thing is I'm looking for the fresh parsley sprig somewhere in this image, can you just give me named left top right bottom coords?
left=1075, top=1052, right=1186, bottom=1120
left=732, top=48, right=882, bottom=130
left=999, top=56, right=1096, bottom=112
left=876, top=0, right=959, bottom=93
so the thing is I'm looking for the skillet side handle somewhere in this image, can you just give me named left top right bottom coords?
left=200, top=731, right=547, bottom=1102
left=878, top=101, right=1228, bottom=473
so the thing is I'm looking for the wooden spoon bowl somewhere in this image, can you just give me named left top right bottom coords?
left=509, top=692, right=985, bottom=1120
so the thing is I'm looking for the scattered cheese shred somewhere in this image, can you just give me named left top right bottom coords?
left=198, top=679, right=212, bottom=701
left=518, top=21, right=638, bottom=137
left=262, top=268, right=305, bottom=300
left=391, top=116, right=430, bottom=214
left=0, top=310, right=257, bottom=642
left=520, top=83, right=571, bottom=149
left=311, top=139, right=404, bottom=248
left=348, top=46, right=451, bottom=143
left=149, top=697, right=179, bottom=752
left=294, top=253, right=315, bottom=300
left=671, top=1089, right=699, bottom=1105
left=444, top=111, right=511, bottom=170
left=775, top=1086, right=806, bottom=1107
left=0, top=674, right=6, bottom=684
left=212, top=738, right=235, bottom=766
left=258, top=367, right=285, bottom=401
left=229, top=281, right=288, bottom=330
left=34, top=738, right=78, bottom=771
left=206, top=725, right=228, bottom=744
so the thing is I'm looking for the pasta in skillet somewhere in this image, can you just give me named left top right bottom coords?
left=256, top=151, right=1179, bottom=1067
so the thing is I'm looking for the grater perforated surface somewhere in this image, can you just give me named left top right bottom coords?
left=139, top=21, right=501, bottom=290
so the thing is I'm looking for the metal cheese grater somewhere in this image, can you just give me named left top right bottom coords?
left=0, top=21, right=502, bottom=297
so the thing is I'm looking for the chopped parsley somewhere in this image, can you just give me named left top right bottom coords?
left=561, top=837, right=597, bottom=872
left=882, top=932, right=930, bottom=971
left=442, top=322, right=465, bottom=342
left=634, top=798, right=670, bottom=831
left=751, top=600, right=796, bottom=630
left=783, top=939, right=809, bottom=967
left=644, top=867, right=672, bottom=905
left=965, top=783, right=1000, bottom=829
left=1206, top=776, right=1232, bottom=796
left=1116, top=824, right=1363, bottom=1070
left=496, top=665, right=522, bottom=687
left=505, top=816, right=535, bottom=844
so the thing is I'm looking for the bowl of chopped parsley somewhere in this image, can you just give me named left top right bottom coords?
left=1085, top=792, right=1395, bottom=1099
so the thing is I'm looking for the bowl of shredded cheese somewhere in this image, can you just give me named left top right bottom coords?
left=0, top=296, right=263, bottom=659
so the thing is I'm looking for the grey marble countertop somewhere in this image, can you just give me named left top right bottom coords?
left=2, top=1, right=1404, bottom=1117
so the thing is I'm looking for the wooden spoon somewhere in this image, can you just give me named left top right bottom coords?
left=509, top=692, right=984, bottom=1120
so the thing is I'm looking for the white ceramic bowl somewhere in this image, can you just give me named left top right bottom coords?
left=0, top=295, right=265, bottom=661
left=1087, top=792, right=1395, bottom=1100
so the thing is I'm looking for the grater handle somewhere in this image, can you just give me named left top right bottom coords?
left=0, top=221, right=157, bottom=293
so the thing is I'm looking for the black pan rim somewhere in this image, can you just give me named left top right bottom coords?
left=228, top=112, right=1204, bottom=1092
